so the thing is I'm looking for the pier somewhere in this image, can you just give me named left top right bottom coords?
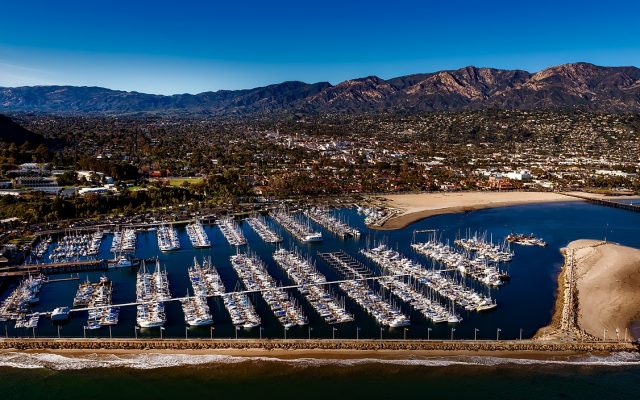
left=563, top=193, right=640, bottom=212
left=0, top=260, right=107, bottom=277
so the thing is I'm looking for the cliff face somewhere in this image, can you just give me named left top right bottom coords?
left=2, top=63, right=640, bottom=115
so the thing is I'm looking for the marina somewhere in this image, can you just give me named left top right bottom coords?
left=271, top=209, right=322, bottom=242
left=135, top=261, right=171, bottom=328
left=2, top=202, right=640, bottom=340
left=361, top=244, right=497, bottom=312
left=272, top=249, right=353, bottom=324
left=157, top=224, right=181, bottom=251
left=217, top=218, right=247, bottom=246
left=304, top=208, right=360, bottom=238
left=245, top=215, right=282, bottom=243
left=230, top=253, right=307, bottom=328
left=185, top=220, right=211, bottom=248
left=318, top=251, right=410, bottom=327
left=411, top=233, right=508, bottom=287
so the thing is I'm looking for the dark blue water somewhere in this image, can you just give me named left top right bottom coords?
left=3, top=201, right=640, bottom=341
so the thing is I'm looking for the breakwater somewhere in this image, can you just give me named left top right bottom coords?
left=0, top=338, right=636, bottom=352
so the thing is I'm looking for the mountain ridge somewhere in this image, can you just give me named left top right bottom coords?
left=2, top=63, right=640, bottom=115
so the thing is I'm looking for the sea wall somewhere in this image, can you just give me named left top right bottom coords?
left=0, top=338, right=636, bottom=352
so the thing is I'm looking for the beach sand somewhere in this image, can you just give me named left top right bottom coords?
left=570, top=240, right=640, bottom=340
left=375, top=191, right=640, bottom=230
left=376, top=191, right=577, bottom=230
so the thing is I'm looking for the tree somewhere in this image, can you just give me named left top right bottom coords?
left=57, top=171, right=78, bottom=186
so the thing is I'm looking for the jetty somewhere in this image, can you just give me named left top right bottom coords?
left=1, top=338, right=635, bottom=353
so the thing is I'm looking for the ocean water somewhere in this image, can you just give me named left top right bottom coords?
left=2, top=201, right=640, bottom=341
left=1, top=352, right=640, bottom=399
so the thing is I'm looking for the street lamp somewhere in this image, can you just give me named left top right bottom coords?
left=380, top=327, right=384, bottom=340
left=134, top=326, right=139, bottom=339
left=109, top=325, right=112, bottom=340
left=519, top=328, right=523, bottom=341
left=284, top=327, right=288, bottom=340
left=185, top=326, right=188, bottom=340
left=308, top=326, right=313, bottom=340
left=603, top=328, right=607, bottom=341
left=450, top=328, right=455, bottom=341
left=83, top=326, right=87, bottom=339
left=404, top=328, right=408, bottom=340
left=210, top=326, right=215, bottom=340
left=356, top=327, right=361, bottom=341
left=474, top=328, right=479, bottom=341
left=427, top=328, right=432, bottom=341
left=235, top=326, right=240, bottom=340
left=259, top=326, right=264, bottom=340
left=496, top=328, right=501, bottom=341
left=57, top=325, right=61, bottom=339
left=332, top=327, right=337, bottom=340
left=160, top=326, right=165, bottom=340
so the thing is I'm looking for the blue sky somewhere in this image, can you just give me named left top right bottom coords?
left=1, top=0, right=639, bottom=94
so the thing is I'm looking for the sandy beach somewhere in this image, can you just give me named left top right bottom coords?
left=375, top=191, right=640, bottom=230
left=376, top=191, right=577, bottom=230
left=539, top=240, right=640, bottom=341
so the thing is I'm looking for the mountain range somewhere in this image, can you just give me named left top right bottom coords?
left=2, top=63, right=640, bottom=116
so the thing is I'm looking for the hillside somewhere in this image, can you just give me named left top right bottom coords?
left=0, top=114, right=45, bottom=146
left=1, top=63, right=640, bottom=115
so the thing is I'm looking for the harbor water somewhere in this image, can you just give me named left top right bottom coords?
left=3, top=201, right=640, bottom=341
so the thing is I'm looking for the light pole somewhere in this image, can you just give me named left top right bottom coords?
left=308, top=326, right=313, bottom=340
left=259, top=326, right=264, bottom=340
left=332, top=327, right=337, bottom=340
left=83, top=326, right=87, bottom=339
left=235, top=326, right=240, bottom=340
left=474, top=328, right=479, bottom=341
left=450, top=328, right=455, bottom=341
left=519, top=328, right=523, bottom=341
left=210, top=326, right=214, bottom=340
left=134, top=326, right=138, bottom=339
left=32, top=327, right=36, bottom=339
left=404, top=328, right=408, bottom=341
left=380, top=327, right=383, bottom=340
left=109, top=325, right=112, bottom=340
left=496, top=328, right=501, bottom=341
left=284, top=327, right=288, bottom=340
left=427, top=328, right=432, bottom=341
left=356, top=327, right=361, bottom=341
left=616, top=328, right=620, bottom=342
left=185, top=326, right=188, bottom=340
left=604, top=328, right=607, bottom=341
left=160, top=326, right=164, bottom=340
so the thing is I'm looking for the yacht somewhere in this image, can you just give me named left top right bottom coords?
left=51, top=307, right=70, bottom=321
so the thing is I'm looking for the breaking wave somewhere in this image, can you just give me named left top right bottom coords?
left=0, top=351, right=639, bottom=370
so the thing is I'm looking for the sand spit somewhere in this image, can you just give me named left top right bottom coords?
left=538, top=240, right=640, bottom=341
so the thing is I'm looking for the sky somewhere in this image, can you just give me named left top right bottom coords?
left=1, top=0, right=639, bottom=94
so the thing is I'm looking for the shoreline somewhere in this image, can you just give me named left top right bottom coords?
left=373, top=191, right=639, bottom=230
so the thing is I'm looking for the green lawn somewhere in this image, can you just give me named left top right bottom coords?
left=166, top=177, right=203, bottom=187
